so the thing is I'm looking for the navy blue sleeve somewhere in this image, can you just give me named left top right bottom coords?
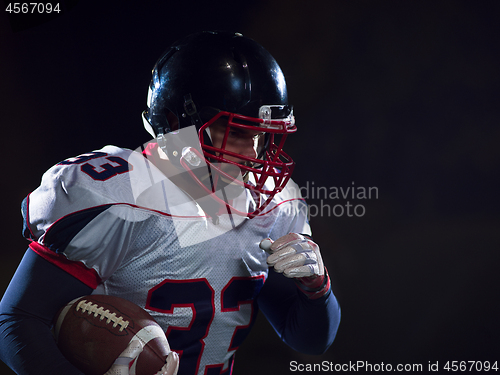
left=256, top=270, right=341, bottom=355
left=0, top=249, right=93, bottom=374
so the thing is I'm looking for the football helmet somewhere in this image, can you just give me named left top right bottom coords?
left=142, top=31, right=296, bottom=218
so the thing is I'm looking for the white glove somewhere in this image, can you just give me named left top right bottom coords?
left=260, top=233, right=324, bottom=278
left=260, top=233, right=330, bottom=299
left=154, top=352, right=179, bottom=375
left=103, top=339, right=179, bottom=375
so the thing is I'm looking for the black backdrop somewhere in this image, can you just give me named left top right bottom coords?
left=1, top=1, right=499, bottom=374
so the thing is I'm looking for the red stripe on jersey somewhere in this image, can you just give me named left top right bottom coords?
left=29, top=241, right=101, bottom=289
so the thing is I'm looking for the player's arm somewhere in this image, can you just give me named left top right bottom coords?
left=257, top=233, right=340, bottom=355
left=0, top=248, right=93, bottom=375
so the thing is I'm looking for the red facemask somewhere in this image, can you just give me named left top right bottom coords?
left=179, top=110, right=297, bottom=218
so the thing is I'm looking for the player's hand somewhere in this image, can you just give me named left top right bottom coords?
left=154, top=351, right=179, bottom=375
left=260, top=233, right=330, bottom=299
left=103, top=339, right=179, bottom=375
left=260, top=233, right=324, bottom=278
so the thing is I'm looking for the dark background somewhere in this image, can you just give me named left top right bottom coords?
left=1, top=1, right=499, bottom=374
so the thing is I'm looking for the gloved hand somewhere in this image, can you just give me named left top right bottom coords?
left=260, top=233, right=330, bottom=299
left=103, top=339, right=179, bottom=375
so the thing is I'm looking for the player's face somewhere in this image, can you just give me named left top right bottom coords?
left=208, top=117, right=265, bottom=165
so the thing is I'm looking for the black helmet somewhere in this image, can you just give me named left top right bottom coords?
left=142, top=31, right=297, bottom=218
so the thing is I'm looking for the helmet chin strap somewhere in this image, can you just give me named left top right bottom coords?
left=183, top=93, right=204, bottom=129
left=157, top=132, right=168, bottom=153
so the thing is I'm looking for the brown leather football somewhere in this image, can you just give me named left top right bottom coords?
left=54, top=294, right=170, bottom=375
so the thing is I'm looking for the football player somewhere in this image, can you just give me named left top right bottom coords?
left=0, top=31, right=340, bottom=375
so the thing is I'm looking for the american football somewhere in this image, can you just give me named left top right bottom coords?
left=54, top=295, right=171, bottom=375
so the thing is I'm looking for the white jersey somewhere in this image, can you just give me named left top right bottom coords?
left=24, top=144, right=310, bottom=375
